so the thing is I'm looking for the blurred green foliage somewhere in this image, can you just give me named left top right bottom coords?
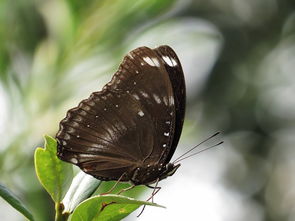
left=0, top=0, right=295, bottom=220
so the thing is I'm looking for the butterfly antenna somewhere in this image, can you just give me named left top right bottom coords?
left=174, top=141, right=223, bottom=164
left=173, top=132, right=221, bottom=164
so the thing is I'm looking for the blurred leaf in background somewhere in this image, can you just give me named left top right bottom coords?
left=0, top=0, right=295, bottom=220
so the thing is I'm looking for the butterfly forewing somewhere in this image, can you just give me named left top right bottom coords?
left=106, top=47, right=176, bottom=164
left=154, top=46, right=186, bottom=163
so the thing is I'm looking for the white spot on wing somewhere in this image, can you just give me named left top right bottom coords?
left=143, top=56, right=160, bottom=67
left=143, top=57, right=154, bottom=66
left=152, top=57, right=160, bottom=67
left=128, top=53, right=134, bottom=59
left=133, top=94, right=139, bottom=100
left=138, top=110, right=144, bottom=117
left=140, top=91, right=149, bottom=98
left=69, top=158, right=78, bottom=164
left=162, top=56, right=178, bottom=67
left=84, top=106, right=90, bottom=111
left=153, top=94, right=161, bottom=104
left=170, top=96, right=175, bottom=105
left=64, top=134, right=70, bottom=140
left=164, top=132, right=170, bottom=136
left=163, top=96, right=168, bottom=106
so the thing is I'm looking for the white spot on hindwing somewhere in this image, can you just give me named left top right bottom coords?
left=162, top=55, right=178, bottom=67
left=69, top=158, right=78, bottom=164
left=138, top=110, right=144, bottom=117
left=164, top=132, right=169, bottom=136
left=128, top=53, right=134, bottom=59
left=133, top=94, right=139, bottom=100
left=140, top=91, right=149, bottom=98
left=64, top=134, right=70, bottom=140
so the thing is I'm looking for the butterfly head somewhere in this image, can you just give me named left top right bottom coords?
left=159, top=163, right=181, bottom=180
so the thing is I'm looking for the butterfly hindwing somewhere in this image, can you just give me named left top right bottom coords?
left=56, top=46, right=183, bottom=181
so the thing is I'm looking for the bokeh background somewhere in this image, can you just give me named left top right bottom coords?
left=1, top=0, right=295, bottom=220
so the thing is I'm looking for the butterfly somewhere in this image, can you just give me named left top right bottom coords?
left=56, top=45, right=186, bottom=186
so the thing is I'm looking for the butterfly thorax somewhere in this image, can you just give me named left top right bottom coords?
left=130, top=163, right=180, bottom=185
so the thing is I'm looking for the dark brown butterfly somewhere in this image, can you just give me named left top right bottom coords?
left=56, top=45, right=185, bottom=186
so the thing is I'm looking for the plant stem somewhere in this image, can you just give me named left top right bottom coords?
left=55, top=202, right=69, bottom=221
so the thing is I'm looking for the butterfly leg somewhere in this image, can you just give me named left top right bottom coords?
left=137, top=179, right=161, bottom=217
left=101, top=173, right=126, bottom=195
left=117, top=184, right=135, bottom=195
left=146, top=178, right=161, bottom=202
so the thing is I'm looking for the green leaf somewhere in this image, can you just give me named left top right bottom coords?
left=34, top=135, right=73, bottom=202
left=0, top=183, right=34, bottom=221
left=71, top=194, right=165, bottom=221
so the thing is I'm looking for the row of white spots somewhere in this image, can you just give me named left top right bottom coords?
left=143, top=56, right=160, bottom=67
left=162, top=55, right=177, bottom=67
left=137, top=110, right=144, bottom=117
